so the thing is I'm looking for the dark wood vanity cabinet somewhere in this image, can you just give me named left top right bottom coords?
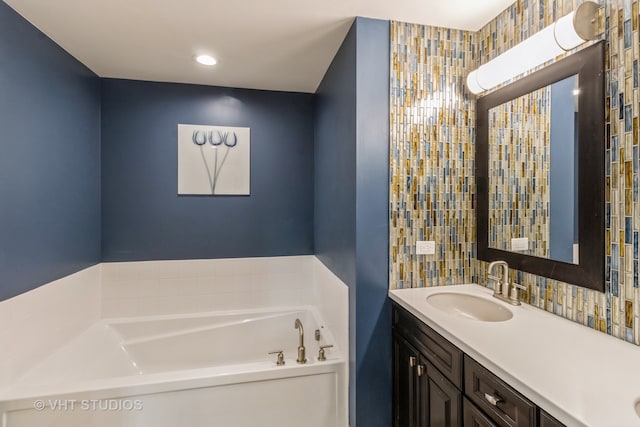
left=392, top=303, right=566, bottom=427
left=393, top=333, right=461, bottom=427
left=393, top=304, right=463, bottom=427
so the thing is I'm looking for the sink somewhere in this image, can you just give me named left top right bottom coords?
left=426, top=292, right=513, bottom=322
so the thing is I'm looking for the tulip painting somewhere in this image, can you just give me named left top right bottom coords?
left=178, top=124, right=250, bottom=195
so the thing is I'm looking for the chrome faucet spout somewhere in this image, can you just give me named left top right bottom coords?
left=294, top=318, right=304, bottom=347
left=294, top=318, right=306, bottom=364
left=487, top=260, right=509, bottom=296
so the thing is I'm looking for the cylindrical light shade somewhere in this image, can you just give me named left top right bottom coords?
left=554, top=11, right=585, bottom=50
left=466, top=71, right=484, bottom=94
left=474, top=24, right=565, bottom=92
left=466, top=2, right=598, bottom=94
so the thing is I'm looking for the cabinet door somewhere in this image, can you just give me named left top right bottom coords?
left=419, top=357, right=462, bottom=427
left=463, top=397, right=498, bottom=427
left=540, top=410, right=565, bottom=427
left=393, top=333, right=420, bottom=427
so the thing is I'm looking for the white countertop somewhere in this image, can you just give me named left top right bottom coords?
left=389, top=284, right=640, bottom=427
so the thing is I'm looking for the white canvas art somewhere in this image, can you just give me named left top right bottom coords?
left=178, top=124, right=250, bottom=195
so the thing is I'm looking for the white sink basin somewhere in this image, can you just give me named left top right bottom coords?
left=426, top=292, right=513, bottom=322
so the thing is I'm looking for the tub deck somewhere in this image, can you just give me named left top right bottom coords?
left=0, top=307, right=345, bottom=427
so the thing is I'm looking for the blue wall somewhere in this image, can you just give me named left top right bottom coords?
left=315, top=24, right=358, bottom=291
left=314, top=20, right=359, bottom=424
left=354, top=18, right=391, bottom=427
left=314, top=17, right=391, bottom=427
left=550, top=76, right=577, bottom=263
left=0, top=3, right=101, bottom=300
left=101, top=79, right=314, bottom=261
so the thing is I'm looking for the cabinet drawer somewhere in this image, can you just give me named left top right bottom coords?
left=463, top=397, right=498, bottom=427
left=392, top=304, right=463, bottom=388
left=464, top=356, right=536, bottom=427
left=540, top=410, right=565, bottom=427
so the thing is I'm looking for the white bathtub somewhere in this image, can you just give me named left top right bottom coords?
left=0, top=307, right=346, bottom=427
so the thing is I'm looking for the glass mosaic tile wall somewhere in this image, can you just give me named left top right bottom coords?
left=390, top=22, right=477, bottom=288
left=488, top=86, right=551, bottom=258
left=390, top=0, right=640, bottom=345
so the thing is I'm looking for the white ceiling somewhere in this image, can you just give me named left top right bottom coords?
left=4, top=0, right=515, bottom=93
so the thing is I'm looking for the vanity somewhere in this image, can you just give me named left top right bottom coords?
left=390, top=284, right=640, bottom=427
left=388, top=12, right=634, bottom=426
left=385, top=31, right=627, bottom=427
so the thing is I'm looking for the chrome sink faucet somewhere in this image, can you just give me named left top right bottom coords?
left=487, top=260, right=509, bottom=298
left=487, top=261, right=526, bottom=305
left=294, top=318, right=306, bottom=364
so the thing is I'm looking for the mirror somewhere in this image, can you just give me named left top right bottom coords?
left=488, top=74, right=579, bottom=264
left=476, top=41, right=605, bottom=292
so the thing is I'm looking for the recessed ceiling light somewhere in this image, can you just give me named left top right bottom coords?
left=195, top=55, right=217, bottom=66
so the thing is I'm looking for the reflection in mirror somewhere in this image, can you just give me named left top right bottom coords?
left=488, top=75, right=579, bottom=264
left=476, top=41, right=604, bottom=292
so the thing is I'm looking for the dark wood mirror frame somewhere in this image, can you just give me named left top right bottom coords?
left=476, top=41, right=605, bottom=292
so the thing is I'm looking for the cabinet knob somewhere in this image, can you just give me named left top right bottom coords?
left=409, top=356, right=417, bottom=368
left=416, top=365, right=425, bottom=377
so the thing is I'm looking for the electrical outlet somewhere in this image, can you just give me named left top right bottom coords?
left=416, top=240, right=436, bottom=255
left=511, top=237, right=529, bottom=251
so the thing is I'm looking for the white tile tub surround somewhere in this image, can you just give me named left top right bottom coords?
left=100, top=256, right=318, bottom=317
left=311, top=257, right=349, bottom=373
left=100, top=256, right=349, bottom=356
left=100, top=256, right=348, bottom=367
left=0, top=266, right=101, bottom=393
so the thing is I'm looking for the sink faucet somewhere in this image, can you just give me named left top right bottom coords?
left=487, top=261, right=509, bottom=298
left=487, top=261, right=525, bottom=305
left=294, top=318, right=306, bottom=364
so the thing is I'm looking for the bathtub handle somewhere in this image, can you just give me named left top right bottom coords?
left=318, top=345, right=333, bottom=362
left=268, top=350, right=286, bottom=366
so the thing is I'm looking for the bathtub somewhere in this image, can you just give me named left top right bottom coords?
left=0, top=307, right=346, bottom=427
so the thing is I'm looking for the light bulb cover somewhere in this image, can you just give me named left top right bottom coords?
left=466, top=1, right=599, bottom=94
left=466, top=71, right=484, bottom=95
left=474, top=25, right=564, bottom=91
left=195, top=55, right=217, bottom=66
left=554, top=12, right=585, bottom=50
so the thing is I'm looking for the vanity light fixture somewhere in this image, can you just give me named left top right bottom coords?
left=466, top=1, right=602, bottom=94
left=195, top=54, right=217, bottom=66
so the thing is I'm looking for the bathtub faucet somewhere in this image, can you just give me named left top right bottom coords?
left=294, top=318, right=307, bottom=364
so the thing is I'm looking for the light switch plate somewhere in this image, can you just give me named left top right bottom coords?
left=416, top=240, right=436, bottom=255
left=511, top=237, right=529, bottom=251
